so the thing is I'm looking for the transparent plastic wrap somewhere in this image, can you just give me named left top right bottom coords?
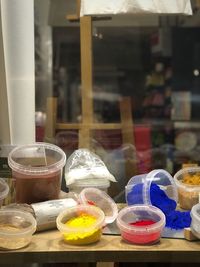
left=81, top=0, right=192, bottom=16
left=65, top=149, right=116, bottom=186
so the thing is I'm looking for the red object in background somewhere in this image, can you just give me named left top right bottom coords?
left=134, top=126, right=152, bottom=173
left=122, top=219, right=160, bottom=245
left=134, top=126, right=151, bottom=151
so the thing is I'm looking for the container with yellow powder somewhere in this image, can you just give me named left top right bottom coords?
left=56, top=204, right=105, bottom=245
left=174, top=167, right=200, bottom=210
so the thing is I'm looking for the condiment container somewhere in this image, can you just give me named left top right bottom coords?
left=191, top=203, right=200, bottom=238
left=68, top=178, right=110, bottom=194
left=79, top=188, right=118, bottom=224
left=116, top=205, right=165, bottom=245
left=8, top=142, right=66, bottom=204
left=174, top=167, right=200, bottom=210
left=125, top=169, right=178, bottom=206
left=0, top=179, right=9, bottom=207
left=56, top=204, right=105, bottom=245
left=0, top=209, right=36, bottom=250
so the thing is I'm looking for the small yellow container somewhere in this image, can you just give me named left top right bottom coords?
left=56, top=204, right=105, bottom=245
left=174, top=167, right=200, bottom=210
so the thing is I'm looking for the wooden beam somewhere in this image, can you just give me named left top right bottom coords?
left=56, top=123, right=122, bottom=130
left=120, top=97, right=137, bottom=179
left=44, top=97, right=57, bottom=143
left=79, top=15, right=93, bottom=148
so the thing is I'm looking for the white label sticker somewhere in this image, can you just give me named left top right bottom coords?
left=32, top=198, right=77, bottom=227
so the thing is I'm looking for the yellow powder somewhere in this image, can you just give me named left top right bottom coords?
left=63, top=214, right=102, bottom=245
left=182, top=173, right=200, bottom=185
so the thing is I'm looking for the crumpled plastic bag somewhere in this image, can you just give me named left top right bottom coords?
left=65, top=148, right=116, bottom=185
left=80, top=0, right=192, bottom=16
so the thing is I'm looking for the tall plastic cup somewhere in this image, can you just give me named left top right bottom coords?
left=8, top=143, right=66, bottom=204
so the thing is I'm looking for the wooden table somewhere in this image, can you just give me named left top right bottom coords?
left=0, top=230, right=200, bottom=265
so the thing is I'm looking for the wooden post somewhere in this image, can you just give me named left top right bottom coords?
left=120, top=97, right=137, bottom=179
left=79, top=15, right=93, bottom=148
left=44, top=97, right=57, bottom=143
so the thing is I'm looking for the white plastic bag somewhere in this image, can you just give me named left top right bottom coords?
left=65, top=149, right=116, bottom=185
left=80, top=0, right=192, bottom=16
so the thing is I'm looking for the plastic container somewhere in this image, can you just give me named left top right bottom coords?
left=56, top=204, right=105, bottom=245
left=174, top=167, right=200, bottom=210
left=0, top=209, right=36, bottom=250
left=191, top=203, right=200, bottom=239
left=0, top=179, right=9, bottom=207
left=116, top=205, right=165, bottom=245
left=8, top=142, right=66, bottom=204
left=79, top=188, right=118, bottom=224
left=125, top=169, right=178, bottom=206
left=68, top=178, right=110, bottom=194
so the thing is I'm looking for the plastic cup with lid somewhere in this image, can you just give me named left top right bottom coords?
left=0, top=209, right=36, bottom=250
left=8, top=142, right=66, bottom=204
left=116, top=204, right=166, bottom=245
left=191, top=203, right=200, bottom=239
left=0, top=179, right=9, bottom=207
left=174, top=167, right=200, bottom=210
left=79, top=187, right=118, bottom=225
left=125, top=169, right=178, bottom=206
left=56, top=204, right=105, bottom=245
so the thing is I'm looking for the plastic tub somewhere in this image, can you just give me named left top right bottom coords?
left=8, top=142, right=66, bottom=204
left=0, top=179, right=9, bottom=207
left=191, top=203, right=200, bottom=239
left=116, top=205, right=165, bottom=245
left=0, top=209, right=36, bottom=250
left=56, top=204, right=105, bottom=245
left=68, top=178, right=110, bottom=194
left=125, top=169, right=178, bottom=206
left=79, top=188, right=118, bottom=224
left=174, top=167, right=200, bottom=210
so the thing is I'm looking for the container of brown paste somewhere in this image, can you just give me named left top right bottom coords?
left=8, top=143, right=66, bottom=204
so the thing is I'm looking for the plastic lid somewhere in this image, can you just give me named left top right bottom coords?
left=79, top=188, right=118, bottom=224
left=174, top=167, right=200, bottom=192
left=191, top=203, right=200, bottom=222
left=56, top=204, right=105, bottom=233
left=0, top=209, right=36, bottom=236
left=8, top=142, right=66, bottom=175
left=126, top=169, right=178, bottom=205
left=0, top=179, right=9, bottom=200
left=69, top=178, right=110, bottom=189
left=117, top=204, right=166, bottom=234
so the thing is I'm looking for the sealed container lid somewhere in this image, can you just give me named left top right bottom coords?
left=69, top=178, right=110, bottom=189
left=0, top=209, right=37, bottom=236
left=0, top=179, right=9, bottom=200
left=174, top=167, right=200, bottom=191
left=56, top=204, right=105, bottom=233
left=126, top=169, right=178, bottom=205
left=8, top=142, right=66, bottom=175
left=79, top=188, right=118, bottom=224
left=191, top=203, right=200, bottom=238
left=117, top=204, right=166, bottom=234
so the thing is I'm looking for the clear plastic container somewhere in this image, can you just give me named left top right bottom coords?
left=116, top=205, right=166, bottom=245
left=125, top=169, right=178, bottom=206
left=56, top=204, right=105, bottom=245
left=0, top=209, right=36, bottom=250
left=191, top=203, right=200, bottom=239
left=68, top=178, right=110, bottom=194
left=79, top=188, right=118, bottom=224
left=8, top=142, right=66, bottom=204
left=174, top=167, right=200, bottom=210
left=0, top=179, right=9, bottom=207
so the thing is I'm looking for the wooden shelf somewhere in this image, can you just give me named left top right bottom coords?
left=0, top=230, right=200, bottom=264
